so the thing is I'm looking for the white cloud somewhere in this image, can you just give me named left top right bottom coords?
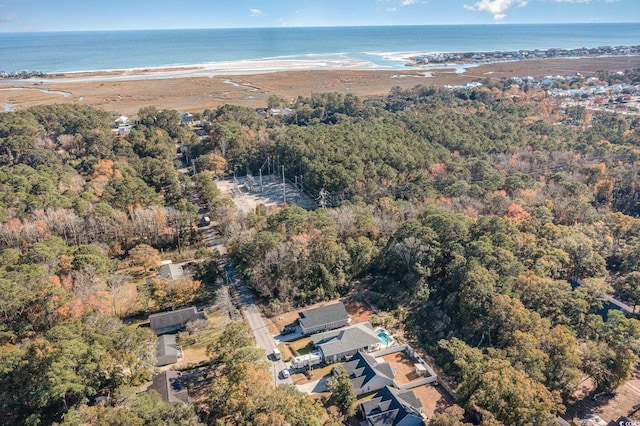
left=464, top=0, right=528, bottom=20
left=249, top=9, right=263, bottom=16
left=387, top=7, right=398, bottom=11
left=401, top=0, right=419, bottom=5
left=0, top=12, right=16, bottom=24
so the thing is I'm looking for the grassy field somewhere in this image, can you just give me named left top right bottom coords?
left=179, top=312, right=231, bottom=350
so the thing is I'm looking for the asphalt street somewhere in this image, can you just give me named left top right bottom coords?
left=179, top=151, right=293, bottom=387
left=223, top=262, right=292, bottom=386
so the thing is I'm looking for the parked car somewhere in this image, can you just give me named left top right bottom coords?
left=281, top=368, right=290, bottom=379
left=281, top=325, right=297, bottom=335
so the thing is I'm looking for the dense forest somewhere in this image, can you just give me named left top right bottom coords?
left=0, top=69, right=639, bottom=425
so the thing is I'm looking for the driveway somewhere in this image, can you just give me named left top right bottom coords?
left=273, top=328, right=304, bottom=343
left=296, top=377, right=328, bottom=394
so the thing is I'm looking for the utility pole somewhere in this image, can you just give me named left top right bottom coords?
left=273, top=362, right=277, bottom=387
left=318, top=188, right=328, bottom=208
left=282, top=165, right=286, bottom=204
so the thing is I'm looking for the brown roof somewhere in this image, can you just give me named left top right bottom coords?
left=148, top=371, right=190, bottom=404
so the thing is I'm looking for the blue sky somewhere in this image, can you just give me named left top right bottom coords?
left=0, top=0, right=638, bottom=32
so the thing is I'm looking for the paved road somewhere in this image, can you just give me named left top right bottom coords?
left=224, top=262, right=292, bottom=386
left=175, top=151, right=292, bottom=386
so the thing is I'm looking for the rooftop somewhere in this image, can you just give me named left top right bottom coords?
left=157, top=263, right=186, bottom=282
left=360, top=386, right=423, bottom=426
left=148, top=371, right=190, bottom=404
left=149, top=306, right=206, bottom=334
left=342, top=351, right=395, bottom=392
left=298, top=302, right=349, bottom=330
left=312, top=322, right=380, bottom=358
left=156, top=334, right=179, bottom=366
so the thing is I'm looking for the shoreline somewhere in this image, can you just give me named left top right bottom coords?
left=1, top=55, right=639, bottom=116
left=2, top=44, right=639, bottom=85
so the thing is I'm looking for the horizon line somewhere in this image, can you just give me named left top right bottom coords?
left=3, top=21, right=640, bottom=35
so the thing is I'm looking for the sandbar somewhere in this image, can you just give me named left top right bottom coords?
left=1, top=56, right=639, bottom=116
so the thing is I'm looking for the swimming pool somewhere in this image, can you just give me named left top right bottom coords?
left=376, top=328, right=394, bottom=348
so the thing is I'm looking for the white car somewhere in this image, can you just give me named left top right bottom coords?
left=281, top=368, right=290, bottom=379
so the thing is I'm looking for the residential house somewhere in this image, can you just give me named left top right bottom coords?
left=158, top=263, right=187, bottom=282
left=338, top=351, right=395, bottom=396
left=312, top=322, right=381, bottom=363
left=298, top=302, right=350, bottom=335
left=149, top=306, right=207, bottom=335
left=113, top=116, right=132, bottom=136
left=359, top=386, right=423, bottom=426
left=146, top=262, right=188, bottom=288
left=181, top=112, right=194, bottom=124
left=148, top=371, right=190, bottom=403
left=114, top=115, right=130, bottom=127
left=156, top=334, right=180, bottom=366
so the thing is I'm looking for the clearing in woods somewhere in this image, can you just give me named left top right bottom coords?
left=215, top=174, right=317, bottom=214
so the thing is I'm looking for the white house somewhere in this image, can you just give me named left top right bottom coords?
left=338, top=351, right=396, bottom=396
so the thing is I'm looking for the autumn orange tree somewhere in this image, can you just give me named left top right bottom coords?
left=128, top=243, right=161, bottom=273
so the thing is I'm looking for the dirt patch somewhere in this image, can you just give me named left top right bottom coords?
left=566, top=375, right=640, bottom=424
left=291, top=364, right=336, bottom=385
left=344, top=299, right=374, bottom=324
left=411, top=385, right=454, bottom=419
left=381, top=351, right=423, bottom=386
left=216, top=175, right=316, bottom=215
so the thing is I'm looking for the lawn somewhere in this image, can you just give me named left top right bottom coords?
left=291, top=363, right=340, bottom=385
left=288, top=336, right=313, bottom=356
left=277, top=342, right=296, bottom=361
left=178, top=312, right=230, bottom=350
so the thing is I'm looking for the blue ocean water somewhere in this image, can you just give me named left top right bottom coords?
left=1, top=23, right=639, bottom=73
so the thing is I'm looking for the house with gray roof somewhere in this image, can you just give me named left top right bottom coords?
left=298, top=302, right=349, bottom=335
left=158, top=263, right=187, bottom=282
left=359, top=386, right=423, bottom=426
left=148, top=371, right=190, bottom=404
left=312, top=322, right=381, bottom=363
left=338, top=351, right=396, bottom=396
left=149, top=306, right=207, bottom=335
left=146, top=262, right=189, bottom=289
left=156, top=334, right=181, bottom=366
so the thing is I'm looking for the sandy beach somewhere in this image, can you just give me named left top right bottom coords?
left=2, top=55, right=640, bottom=116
